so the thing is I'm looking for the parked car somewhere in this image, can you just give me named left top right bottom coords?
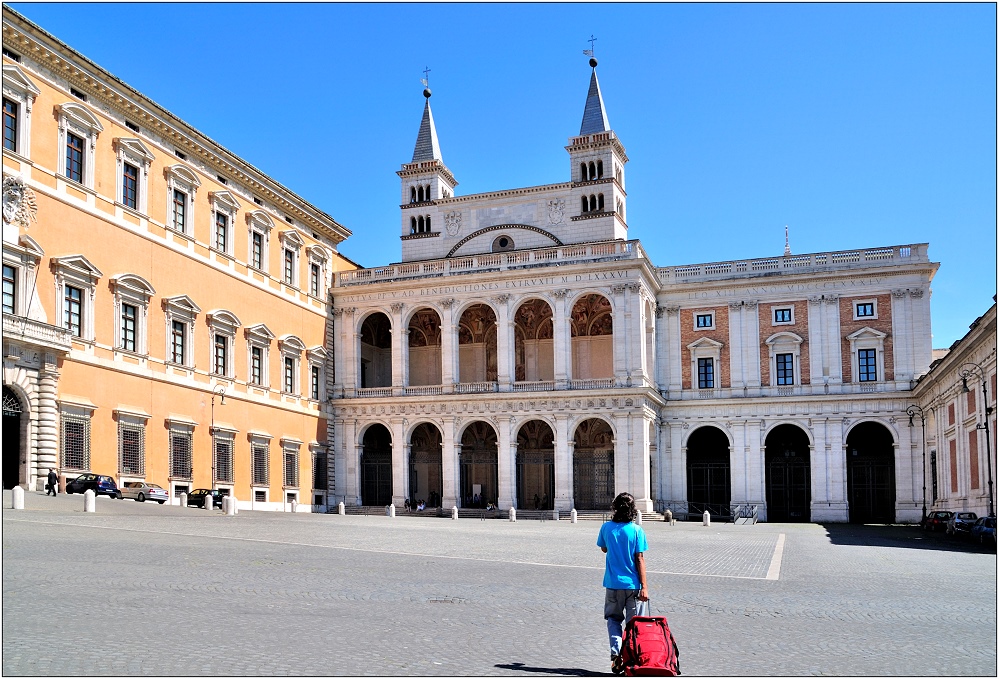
left=946, top=511, right=979, bottom=537
left=923, top=510, right=954, bottom=531
left=970, top=516, right=996, bottom=548
left=65, top=473, right=121, bottom=499
left=187, top=488, right=225, bottom=508
left=120, top=481, right=168, bottom=504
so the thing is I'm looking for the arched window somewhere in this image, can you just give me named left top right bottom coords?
left=598, top=194, right=604, bottom=210
left=597, top=160, right=604, bottom=178
left=580, top=162, right=587, bottom=181
left=426, top=184, right=431, bottom=199
left=426, top=216, right=432, bottom=231
left=417, top=186, right=424, bottom=202
left=616, top=167, right=622, bottom=183
left=581, top=196, right=588, bottom=213
left=410, top=187, right=416, bottom=203
left=589, top=195, right=597, bottom=211
left=588, top=162, right=596, bottom=180
left=418, top=215, right=425, bottom=233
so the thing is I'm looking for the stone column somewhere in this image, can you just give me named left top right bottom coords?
left=553, top=413, right=572, bottom=511
left=631, top=413, right=653, bottom=513
left=390, top=302, right=407, bottom=394
left=390, top=417, right=406, bottom=507
left=806, top=297, right=826, bottom=393
left=626, top=284, right=644, bottom=387
left=440, top=419, right=459, bottom=508
left=440, top=299, right=456, bottom=391
left=813, top=417, right=848, bottom=521
left=654, top=304, right=667, bottom=391
left=566, top=439, right=576, bottom=510
left=331, top=307, right=345, bottom=397
left=670, top=423, right=685, bottom=502
left=665, top=305, right=682, bottom=394
left=728, top=301, right=745, bottom=390
left=730, top=419, right=748, bottom=505
left=891, top=290, right=911, bottom=385
left=825, top=296, right=843, bottom=386
left=894, top=435, right=915, bottom=521
left=611, top=284, right=628, bottom=386
left=744, top=301, right=761, bottom=390
left=551, top=289, right=570, bottom=387
left=342, top=308, right=358, bottom=392
left=494, top=294, right=512, bottom=390
left=36, top=360, right=60, bottom=490
left=496, top=416, right=515, bottom=510
left=745, top=419, right=765, bottom=508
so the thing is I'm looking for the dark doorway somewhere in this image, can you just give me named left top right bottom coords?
left=573, top=418, right=615, bottom=510
left=360, top=424, right=393, bottom=505
left=846, top=422, right=896, bottom=523
left=3, top=386, right=23, bottom=489
left=459, top=421, right=498, bottom=507
left=516, top=420, right=555, bottom=510
left=409, top=423, right=442, bottom=508
left=765, top=424, right=812, bottom=522
left=686, top=426, right=731, bottom=519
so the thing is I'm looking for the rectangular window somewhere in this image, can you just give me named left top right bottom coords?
left=284, top=357, right=295, bottom=393
left=169, top=430, right=193, bottom=479
left=61, top=413, right=91, bottom=471
left=855, top=302, right=875, bottom=318
left=118, top=421, right=145, bottom=476
left=695, top=313, right=713, bottom=329
left=171, top=320, right=186, bottom=364
left=3, top=97, right=17, bottom=152
left=122, top=162, right=138, bottom=209
left=252, top=232, right=264, bottom=269
left=697, top=357, right=714, bottom=389
left=215, top=212, right=228, bottom=252
left=313, top=453, right=327, bottom=490
left=310, top=263, right=321, bottom=297
left=64, top=285, right=82, bottom=337
left=283, top=249, right=295, bottom=285
left=172, top=189, right=187, bottom=232
left=311, top=365, right=321, bottom=400
left=214, top=334, right=228, bottom=376
left=930, top=451, right=938, bottom=502
left=2, top=264, right=16, bottom=315
left=214, top=433, right=234, bottom=484
left=773, top=308, right=792, bottom=324
left=121, top=303, right=137, bottom=351
left=284, top=449, right=299, bottom=487
left=251, top=346, right=263, bottom=385
left=252, top=443, right=269, bottom=485
left=776, top=353, right=794, bottom=385
left=66, top=132, right=84, bottom=183
left=858, top=348, right=877, bottom=382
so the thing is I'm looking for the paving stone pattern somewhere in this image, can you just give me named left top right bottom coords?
left=3, top=491, right=996, bottom=676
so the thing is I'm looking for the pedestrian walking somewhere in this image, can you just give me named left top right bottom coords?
left=46, top=468, right=58, bottom=496
left=596, top=492, right=648, bottom=675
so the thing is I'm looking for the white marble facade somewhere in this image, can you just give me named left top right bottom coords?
left=328, top=63, right=942, bottom=523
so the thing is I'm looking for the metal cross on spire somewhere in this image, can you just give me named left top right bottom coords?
left=583, top=34, right=597, bottom=57
left=421, top=66, right=431, bottom=88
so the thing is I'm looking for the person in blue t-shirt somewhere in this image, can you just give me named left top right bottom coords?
left=596, top=492, right=648, bottom=675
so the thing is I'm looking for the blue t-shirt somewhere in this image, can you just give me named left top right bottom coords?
left=596, top=520, right=648, bottom=590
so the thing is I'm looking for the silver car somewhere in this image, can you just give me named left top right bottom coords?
left=946, top=511, right=978, bottom=536
left=120, top=481, right=168, bottom=504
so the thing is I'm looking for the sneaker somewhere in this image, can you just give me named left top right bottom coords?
left=611, top=654, right=625, bottom=675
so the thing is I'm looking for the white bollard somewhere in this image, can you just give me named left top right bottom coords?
left=83, top=489, right=96, bottom=513
left=636, top=511, right=643, bottom=525
left=552, top=509, right=559, bottom=521
left=226, top=496, right=235, bottom=515
left=204, top=495, right=213, bottom=511
left=179, top=492, right=187, bottom=508
left=451, top=505, right=458, bottom=520
left=703, top=511, right=711, bottom=526
left=338, top=501, right=345, bottom=516
left=11, top=486, right=24, bottom=510
left=291, top=499, right=298, bottom=513
left=571, top=508, right=577, bottom=524
left=509, top=507, right=517, bottom=522
left=387, top=504, right=395, bottom=517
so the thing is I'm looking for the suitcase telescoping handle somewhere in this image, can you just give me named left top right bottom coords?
left=637, top=597, right=651, bottom=617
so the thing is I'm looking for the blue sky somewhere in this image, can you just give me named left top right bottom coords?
left=10, top=2, right=996, bottom=348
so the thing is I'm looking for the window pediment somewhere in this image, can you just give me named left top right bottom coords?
left=114, top=138, right=155, bottom=164
left=278, top=334, right=306, bottom=354
left=247, top=210, right=275, bottom=232
left=245, top=323, right=275, bottom=342
left=210, top=190, right=241, bottom=212
left=51, top=254, right=103, bottom=281
left=17, top=234, right=44, bottom=259
left=162, top=294, right=201, bottom=315
left=306, top=244, right=329, bottom=262
left=307, top=345, right=328, bottom=362
left=765, top=331, right=803, bottom=346
left=3, top=64, right=41, bottom=98
left=111, top=273, right=155, bottom=301
left=279, top=229, right=305, bottom=249
left=846, top=327, right=886, bottom=342
left=207, top=309, right=241, bottom=332
left=686, top=336, right=723, bottom=351
left=165, top=164, right=201, bottom=188
left=56, top=102, right=103, bottom=133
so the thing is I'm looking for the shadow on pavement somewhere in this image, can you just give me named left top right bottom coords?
left=818, top=522, right=994, bottom=554
left=494, top=662, right=608, bottom=676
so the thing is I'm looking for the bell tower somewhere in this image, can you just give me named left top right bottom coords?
left=566, top=57, right=629, bottom=241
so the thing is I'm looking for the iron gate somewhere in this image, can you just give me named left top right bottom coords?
left=848, top=459, right=895, bottom=523
left=360, top=450, right=392, bottom=506
left=516, top=449, right=554, bottom=510
left=573, top=450, right=614, bottom=510
left=766, top=454, right=811, bottom=522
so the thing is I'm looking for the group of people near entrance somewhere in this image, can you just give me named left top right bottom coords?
left=403, top=498, right=426, bottom=512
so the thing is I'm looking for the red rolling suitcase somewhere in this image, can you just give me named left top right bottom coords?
left=621, top=601, right=680, bottom=676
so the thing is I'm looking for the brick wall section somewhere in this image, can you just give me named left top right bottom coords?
left=969, top=429, right=980, bottom=489
left=680, top=306, right=730, bottom=389
left=758, top=300, right=810, bottom=385
left=950, top=439, right=958, bottom=493
left=840, top=293, right=894, bottom=383
left=967, top=389, right=976, bottom=414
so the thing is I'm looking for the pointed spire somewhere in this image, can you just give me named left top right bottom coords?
left=412, top=88, right=443, bottom=163
left=579, top=58, right=611, bottom=135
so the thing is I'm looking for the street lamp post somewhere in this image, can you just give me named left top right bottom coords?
left=210, top=385, right=226, bottom=489
left=906, top=404, right=927, bottom=523
left=959, top=362, right=995, bottom=518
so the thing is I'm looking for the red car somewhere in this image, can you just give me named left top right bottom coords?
left=923, top=510, right=954, bottom=531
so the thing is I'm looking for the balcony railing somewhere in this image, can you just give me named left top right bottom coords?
left=2, top=314, right=73, bottom=352
left=511, top=381, right=557, bottom=392
left=404, top=385, right=444, bottom=396
left=454, top=381, right=498, bottom=394
left=335, top=240, right=645, bottom=287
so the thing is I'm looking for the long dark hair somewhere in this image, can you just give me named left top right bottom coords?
left=611, top=492, right=638, bottom=523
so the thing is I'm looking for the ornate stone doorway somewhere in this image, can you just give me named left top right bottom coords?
left=686, top=426, right=731, bottom=519
left=3, top=386, right=23, bottom=489
left=846, top=422, right=896, bottom=524
left=765, top=424, right=811, bottom=522
left=360, top=424, right=393, bottom=505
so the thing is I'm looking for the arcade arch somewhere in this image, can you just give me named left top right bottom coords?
left=458, top=304, right=497, bottom=383
left=765, top=424, right=811, bottom=522
left=360, top=423, right=392, bottom=505
left=846, top=421, right=896, bottom=523
left=3, top=386, right=25, bottom=489
left=514, top=298, right=554, bottom=382
left=573, top=418, right=615, bottom=510
left=409, top=422, right=442, bottom=508
left=359, top=312, right=392, bottom=388
left=570, top=293, right=613, bottom=380
left=516, top=419, right=555, bottom=510
left=686, top=426, right=731, bottom=518
left=459, top=421, right=497, bottom=507
left=407, top=308, right=442, bottom=386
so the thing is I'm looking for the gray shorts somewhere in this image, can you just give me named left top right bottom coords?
left=603, top=587, right=641, bottom=622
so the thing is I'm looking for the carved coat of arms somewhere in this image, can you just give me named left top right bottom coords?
left=444, top=210, right=462, bottom=236
left=547, top=198, right=565, bottom=225
left=2, top=176, right=38, bottom=228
